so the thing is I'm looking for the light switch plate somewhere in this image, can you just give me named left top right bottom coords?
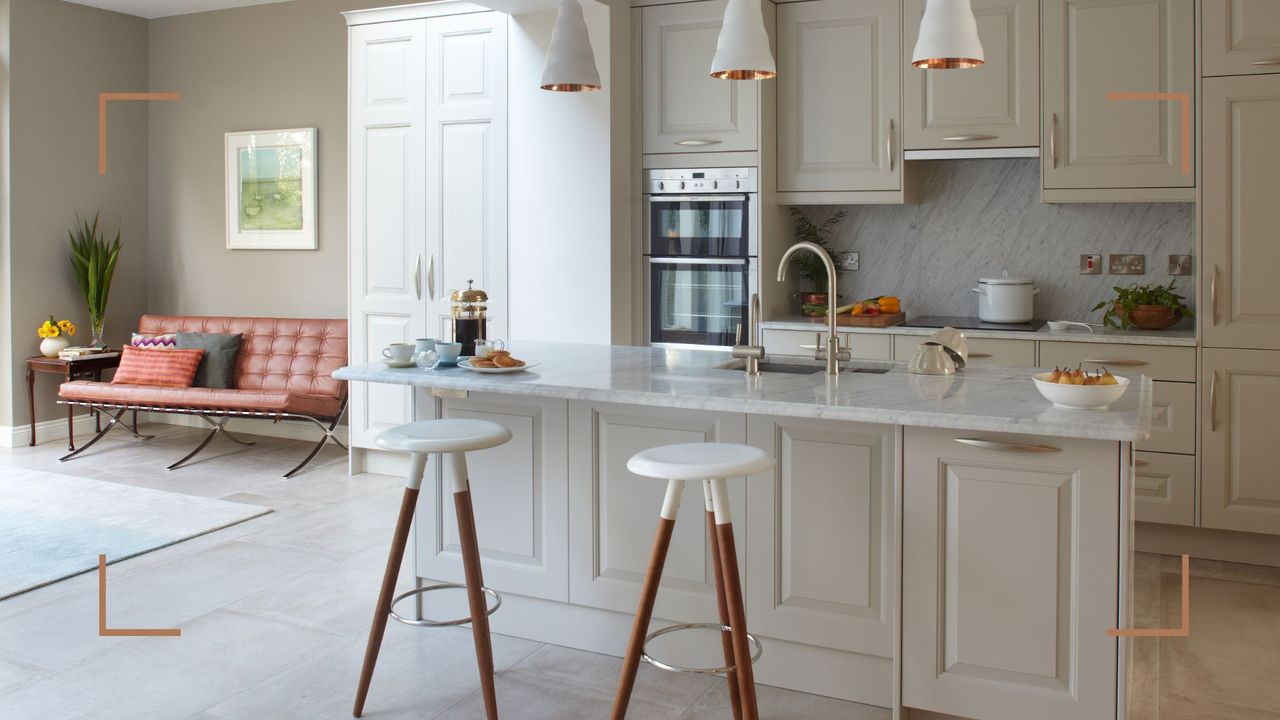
left=1168, top=255, right=1193, bottom=275
left=835, top=252, right=859, bottom=271
left=1109, top=254, right=1145, bottom=275
left=1080, top=254, right=1102, bottom=274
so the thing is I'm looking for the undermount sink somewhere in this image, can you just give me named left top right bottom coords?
left=718, top=360, right=893, bottom=375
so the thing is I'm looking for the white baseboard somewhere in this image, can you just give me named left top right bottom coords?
left=0, top=414, right=99, bottom=449
left=143, top=413, right=349, bottom=445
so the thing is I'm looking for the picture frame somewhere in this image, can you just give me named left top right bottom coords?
left=224, top=128, right=317, bottom=250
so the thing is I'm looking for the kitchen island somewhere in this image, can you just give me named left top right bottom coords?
left=335, top=342, right=1151, bottom=720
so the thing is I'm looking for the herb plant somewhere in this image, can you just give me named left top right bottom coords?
left=1092, top=280, right=1193, bottom=329
left=789, top=208, right=845, bottom=293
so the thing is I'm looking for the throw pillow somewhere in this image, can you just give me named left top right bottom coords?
left=112, top=346, right=204, bottom=388
left=175, top=332, right=242, bottom=389
left=131, top=332, right=178, bottom=349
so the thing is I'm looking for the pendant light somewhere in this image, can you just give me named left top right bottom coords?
left=911, top=0, right=984, bottom=69
left=541, top=0, right=602, bottom=92
left=710, top=0, right=776, bottom=80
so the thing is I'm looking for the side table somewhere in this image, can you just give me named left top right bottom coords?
left=25, top=352, right=136, bottom=451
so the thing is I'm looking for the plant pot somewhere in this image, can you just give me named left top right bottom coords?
left=1116, top=303, right=1182, bottom=330
left=799, top=292, right=828, bottom=317
left=40, top=336, right=70, bottom=358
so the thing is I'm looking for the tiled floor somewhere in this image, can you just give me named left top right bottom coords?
left=0, top=424, right=885, bottom=719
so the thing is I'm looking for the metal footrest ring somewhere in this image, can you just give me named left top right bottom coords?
left=388, top=583, right=502, bottom=628
left=640, top=622, right=763, bottom=675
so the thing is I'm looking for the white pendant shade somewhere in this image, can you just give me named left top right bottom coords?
left=710, top=0, right=776, bottom=80
left=911, top=0, right=985, bottom=69
left=541, top=0, right=601, bottom=92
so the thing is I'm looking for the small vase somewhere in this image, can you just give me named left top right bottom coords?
left=40, top=336, right=70, bottom=358
left=90, top=317, right=106, bottom=348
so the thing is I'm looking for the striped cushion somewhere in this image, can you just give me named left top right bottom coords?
left=112, top=347, right=204, bottom=388
left=131, top=332, right=178, bottom=349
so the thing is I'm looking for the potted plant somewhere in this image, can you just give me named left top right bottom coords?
left=36, top=316, right=77, bottom=357
left=1092, top=280, right=1194, bottom=330
left=789, top=208, right=845, bottom=316
left=68, top=213, right=122, bottom=347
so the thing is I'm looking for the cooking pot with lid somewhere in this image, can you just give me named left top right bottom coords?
left=970, top=271, right=1039, bottom=324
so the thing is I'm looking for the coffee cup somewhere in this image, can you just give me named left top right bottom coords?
left=474, top=338, right=505, bottom=358
left=382, top=343, right=414, bottom=364
left=436, top=342, right=462, bottom=364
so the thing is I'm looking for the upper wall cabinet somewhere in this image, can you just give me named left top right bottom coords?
left=642, top=0, right=760, bottom=154
left=1203, top=0, right=1280, bottom=77
left=903, top=0, right=1039, bottom=151
left=1201, top=74, right=1280, bottom=350
left=776, top=0, right=901, bottom=199
left=1041, top=0, right=1195, bottom=202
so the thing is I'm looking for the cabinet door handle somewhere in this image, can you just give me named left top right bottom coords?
left=954, top=438, right=1061, bottom=453
left=426, top=254, right=436, bottom=301
left=942, top=134, right=998, bottom=142
left=1049, top=113, right=1058, bottom=168
left=1135, top=458, right=1150, bottom=468
left=1082, top=358, right=1148, bottom=366
left=1252, top=57, right=1280, bottom=66
left=675, top=138, right=722, bottom=147
left=886, top=119, right=896, bottom=171
left=967, top=351, right=993, bottom=358
left=1210, top=370, right=1218, bottom=433
left=1210, top=264, right=1219, bottom=325
left=413, top=254, right=422, bottom=301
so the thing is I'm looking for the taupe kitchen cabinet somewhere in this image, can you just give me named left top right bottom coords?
left=903, top=0, right=1039, bottom=150
left=566, top=401, right=747, bottom=619
left=1200, top=348, right=1280, bottom=536
left=641, top=0, right=760, bottom=154
left=775, top=0, right=901, bottom=198
left=762, top=328, right=893, bottom=360
left=744, top=416, right=895, bottom=658
left=902, top=427, right=1120, bottom=720
left=1202, top=0, right=1280, bottom=77
left=1134, top=451, right=1196, bottom=526
left=1201, top=74, right=1280, bottom=350
left=415, top=392, right=570, bottom=601
left=1041, top=0, right=1195, bottom=201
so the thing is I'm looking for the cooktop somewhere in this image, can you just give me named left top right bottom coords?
left=900, top=316, right=1047, bottom=333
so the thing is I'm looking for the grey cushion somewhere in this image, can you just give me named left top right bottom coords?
left=175, top=332, right=242, bottom=389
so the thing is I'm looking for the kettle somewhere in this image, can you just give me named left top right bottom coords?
left=908, top=342, right=957, bottom=376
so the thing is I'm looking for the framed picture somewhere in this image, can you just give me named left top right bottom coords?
left=224, top=128, right=317, bottom=250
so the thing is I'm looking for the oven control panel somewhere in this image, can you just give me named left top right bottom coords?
left=644, top=167, right=757, bottom=194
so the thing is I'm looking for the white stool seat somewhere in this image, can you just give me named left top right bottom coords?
left=376, top=419, right=512, bottom=455
left=626, top=442, right=774, bottom=481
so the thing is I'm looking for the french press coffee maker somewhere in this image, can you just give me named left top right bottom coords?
left=450, top=280, right=488, bottom=353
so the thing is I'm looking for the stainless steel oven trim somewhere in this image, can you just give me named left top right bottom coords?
left=648, top=195, right=751, bottom=204
left=644, top=193, right=759, bottom=258
left=644, top=256, right=759, bottom=351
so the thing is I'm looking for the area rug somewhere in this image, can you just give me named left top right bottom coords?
left=0, top=468, right=272, bottom=600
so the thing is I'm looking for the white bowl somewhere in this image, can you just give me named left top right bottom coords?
left=1032, top=372, right=1130, bottom=410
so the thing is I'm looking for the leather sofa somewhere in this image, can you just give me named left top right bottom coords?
left=58, top=315, right=348, bottom=477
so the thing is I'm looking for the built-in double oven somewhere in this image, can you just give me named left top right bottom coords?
left=643, top=168, right=758, bottom=349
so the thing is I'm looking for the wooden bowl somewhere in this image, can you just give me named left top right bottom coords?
left=1116, top=304, right=1182, bottom=330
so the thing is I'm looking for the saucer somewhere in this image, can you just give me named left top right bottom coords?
left=436, top=358, right=460, bottom=367
left=382, top=358, right=416, bottom=368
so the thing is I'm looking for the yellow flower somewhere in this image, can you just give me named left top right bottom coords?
left=58, top=320, right=76, bottom=336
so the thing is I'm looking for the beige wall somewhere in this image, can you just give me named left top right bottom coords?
left=5, top=0, right=150, bottom=429
left=146, top=0, right=383, bottom=319
left=1, top=0, right=12, bottom=427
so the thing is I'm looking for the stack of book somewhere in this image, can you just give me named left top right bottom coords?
left=58, top=346, right=117, bottom=361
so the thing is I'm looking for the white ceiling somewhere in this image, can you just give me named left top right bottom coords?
left=64, top=0, right=293, bottom=20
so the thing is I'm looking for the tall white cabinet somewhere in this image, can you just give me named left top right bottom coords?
left=347, top=5, right=508, bottom=450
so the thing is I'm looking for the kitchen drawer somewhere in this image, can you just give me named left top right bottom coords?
left=963, top=337, right=1037, bottom=368
left=1134, top=451, right=1195, bottom=527
left=1038, top=341, right=1195, bottom=382
left=1137, top=381, right=1196, bottom=454
left=762, top=329, right=893, bottom=361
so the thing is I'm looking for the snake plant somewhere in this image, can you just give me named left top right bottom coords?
left=68, top=213, right=121, bottom=345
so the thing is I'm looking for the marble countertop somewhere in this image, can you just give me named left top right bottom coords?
left=335, top=342, right=1152, bottom=442
left=762, top=316, right=1196, bottom=346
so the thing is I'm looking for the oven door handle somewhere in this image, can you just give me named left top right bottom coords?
left=647, top=195, right=751, bottom=204
left=647, top=257, right=751, bottom=265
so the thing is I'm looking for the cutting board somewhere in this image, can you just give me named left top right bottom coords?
left=836, top=312, right=905, bottom=328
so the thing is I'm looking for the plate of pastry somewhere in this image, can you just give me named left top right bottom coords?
left=459, top=351, right=539, bottom=374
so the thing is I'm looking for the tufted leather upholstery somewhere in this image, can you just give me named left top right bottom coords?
left=59, top=315, right=347, bottom=419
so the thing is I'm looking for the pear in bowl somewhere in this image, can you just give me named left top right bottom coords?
left=1032, top=366, right=1130, bottom=410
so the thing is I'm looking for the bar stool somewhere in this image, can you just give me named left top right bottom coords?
left=353, top=418, right=512, bottom=720
left=611, top=442, right=775, bottom=720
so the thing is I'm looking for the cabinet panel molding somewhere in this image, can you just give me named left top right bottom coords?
left=1202, top=0, right=1280, bottom=77
left=1137, top=381, right=1196, bottom=454
left=1201, top=348, right=1280, bottom=535
left=1134, top=451, right=1195, bottom=526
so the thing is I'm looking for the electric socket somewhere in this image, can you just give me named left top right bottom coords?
left=1168, top=255, right=1193, bottom=275
left=1109, top=254, right=1145, bottom=275
left=835, top=252, right=859, bottom=271
left=1080, top=254, right=1102, bottom=274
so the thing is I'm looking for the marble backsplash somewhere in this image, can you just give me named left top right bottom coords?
left=793, top=158, right=1195, bottom=324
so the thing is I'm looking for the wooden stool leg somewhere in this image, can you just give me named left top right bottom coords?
left=705, top=480, right=744, bottom=720
left=710, top=478, right=759, bottom=720
left=611, top=478, right=684, bottom=720
left=353, top=455, right=426, bottom=718
left=448, top=450, right=499, bottom=720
